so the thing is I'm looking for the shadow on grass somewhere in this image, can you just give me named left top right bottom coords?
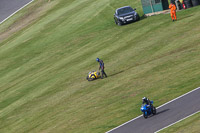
left=140, top=14, right=147, bottom=20
left=109, top=70, right=125, bottom=77
left=108, top=66, right=134, bottom=77
left=178, top=15, right=193, bottom=21
left=108, top=63, right=140, bottom=77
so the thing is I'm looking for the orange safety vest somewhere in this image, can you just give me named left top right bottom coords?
left=169, top=3, right=176, bottom=14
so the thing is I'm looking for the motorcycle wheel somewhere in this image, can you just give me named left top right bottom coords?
left=143, top=112, right=148, bottom=119
left=87, top=77, right=94, bottom=81
left=152, top=107, right=156, bottom=115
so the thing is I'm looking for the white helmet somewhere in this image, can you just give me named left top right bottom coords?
left=142, top=97, right=146, bottom=100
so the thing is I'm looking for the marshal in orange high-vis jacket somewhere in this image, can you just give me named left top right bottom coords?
left=169, top=3, right=177, bottom=21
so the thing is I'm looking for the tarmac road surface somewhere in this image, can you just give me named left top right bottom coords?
left=106, top=87, right=200, bottom=133
left=0, top=0, right=33, bottom=24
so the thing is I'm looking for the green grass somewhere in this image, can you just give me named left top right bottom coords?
left=0, top=0, right=199, bottom=133
left=159, top=112, right=200, bottom=133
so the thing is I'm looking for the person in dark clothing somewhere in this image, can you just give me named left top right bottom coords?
left=142, top=97, right=153, bottom=110
left=96, top=58, right=107, bottom=79
left=142, top=97, right=151, bottom=105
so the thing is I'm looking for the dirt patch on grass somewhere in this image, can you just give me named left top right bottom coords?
left=0, top=0, right=57, bottom=43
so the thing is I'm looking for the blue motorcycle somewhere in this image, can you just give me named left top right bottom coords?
left=141, top=101, right=156, bottom=119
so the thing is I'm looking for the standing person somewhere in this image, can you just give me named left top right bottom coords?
left=182, top=0, right=186, bottom=9
left=169, top=3, right=177, bottom=21
left=96, top=58, right=107, bottom=79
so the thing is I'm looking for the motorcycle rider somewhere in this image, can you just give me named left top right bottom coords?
left=142, top=97, right=153, bottom=111
left=96, top=58, right=107, bottom=79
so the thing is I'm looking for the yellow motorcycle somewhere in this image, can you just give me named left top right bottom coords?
left=86, top=70, right=101, bottom=81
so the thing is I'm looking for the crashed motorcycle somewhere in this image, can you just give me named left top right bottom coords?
left=86, top=70, right=101, bottom=81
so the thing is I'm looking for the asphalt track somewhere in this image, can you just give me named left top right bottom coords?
left=106, top=87, right=200, bottom=133
left=0, top=0, right=33, bottom=24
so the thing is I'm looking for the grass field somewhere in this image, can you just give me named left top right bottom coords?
left=160, top=112, right=200, bottom=133
left=0, top=0, right=199, bottom=133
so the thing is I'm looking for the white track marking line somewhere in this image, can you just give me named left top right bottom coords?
left=156, top=87, right=200, bottom=109
left=106, top=87, right=200, bottom=133
left=105, top=115, right=142, bottom=133
left=154, top=110, right=200, bottom=133
left=0, top=0, right=34, bottom=25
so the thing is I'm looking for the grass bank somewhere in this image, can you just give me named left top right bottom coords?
left=0, top=0, right=199, bottom=133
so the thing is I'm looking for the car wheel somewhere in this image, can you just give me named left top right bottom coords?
left=137, top=15, right=140, bottom=21
left=117, top=20, right=122, bottom=26
left=114, top=19, right=117, bottom=25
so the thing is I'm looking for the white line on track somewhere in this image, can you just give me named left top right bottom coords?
left=105, top=115, right=143, bottom=133
left=106, top=87, right=200, bottom=133
left=154, top=110, right=200, bottom=133
left=0, top=0, right=35, bottom=25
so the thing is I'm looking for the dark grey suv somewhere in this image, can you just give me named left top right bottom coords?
left=114, top=6, right=140, bottom=26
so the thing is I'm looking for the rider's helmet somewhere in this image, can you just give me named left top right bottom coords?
left=96, top=58, right=99, bottom=62
left=142, top=97, right=147, bottom=100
